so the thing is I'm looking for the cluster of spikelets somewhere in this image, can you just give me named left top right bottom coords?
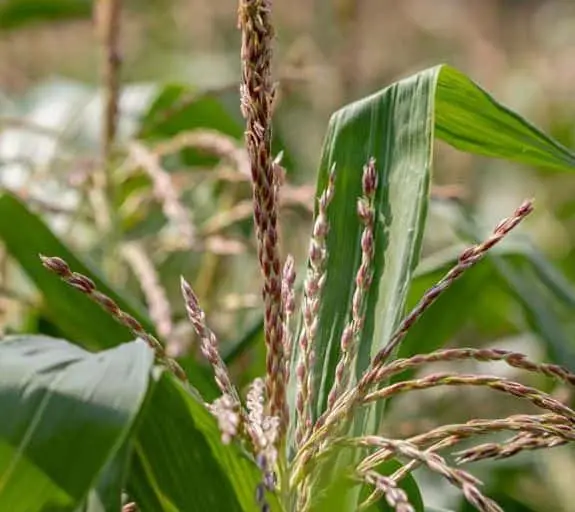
left=40, top=1, right=575, bottom=511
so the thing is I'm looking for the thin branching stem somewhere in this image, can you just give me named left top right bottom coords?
left=328, top=158, right=377, bottom=408
left=358, top=413, right=573, bottom=473
left=455, top=430, right=568, bottom=464
left=302, top=200, right=534, bottom=454
left=121, top=242, right=173, bottom=344
left=350, top=437, right=503, bottom=512
left=363, top=373, right=575, bottom=422
left=97, top=0, right=121, bottom=167
left=41, top=255, right=187, bottom=382
left=371, top=347, right=575, bottom=387
left=129, top=142, right=197, bottom=247
left=295, top=167, right=336, bottom=447
left=370, top=199, right=534, bottom=371
left=359, top=471, right=415, bottom=512
left=181, top=277, right=240, bottom=404
left=282, top=255, right=296, bottom=382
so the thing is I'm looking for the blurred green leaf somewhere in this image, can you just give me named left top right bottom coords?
left=0, top=192, right=153, bottom=350
left=0, top=335, right=154, bottom=511
left=129, top=371, right=275, bottom=512
left=141, top=85, right=243, bottom=138
left=0, top=0, right=90, bottom=30
left=139, top=84, right=244, bottom=168
left=139, top=83, right=293, bottom=170
left=0, top=192, right=217, bottom=394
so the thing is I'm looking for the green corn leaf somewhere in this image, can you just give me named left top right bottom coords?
left=290, top=63, right=575, bottom=438
left=0, top=192, right=218, bottom=396
left=76, top=441, right=132, bottom=512
left=129, top=370, right=276, bottom=512
left=0, top=335, right=154, bottom=511
left=0, top=0, right=90, bottom=30
left=0, top=192, right=153, bottom=350
left=435, top=67, right=575, bottom=171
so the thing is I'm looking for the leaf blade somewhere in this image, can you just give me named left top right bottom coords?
left=129, top=372, right=274, bottom=512
left=436, top=66, right=575, bottom=172
left=0, top=335, right=154, bottom=512
left=0, top=192, right=153, bottom=350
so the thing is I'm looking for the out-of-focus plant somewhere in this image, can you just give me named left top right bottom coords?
left=1, top=1, right=575, bottom=512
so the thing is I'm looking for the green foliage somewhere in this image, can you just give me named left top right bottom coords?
left=0, top=335, right=154, bottom=511
left=292, top=64, right=575, bottom=440
left=0, top=192, right=153, bottom=350
left=128, top=372, right=270, bottom=512
left=2, top=59, right=575, bottom=512
left=0, top=0, right=90, bottom=30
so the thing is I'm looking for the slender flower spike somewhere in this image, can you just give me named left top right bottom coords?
left=369, top=199, right=534, bottom=372
left=181, top=277, right=240, bottom=404
left=40, top=255, right=187, bottom=382
left=328, top=158, right=377, bottom=408
left=282, top=254, right=296, bottom=381
left=361, top=472, right=415, bottom=512
left=238, top=0, right=287, bottom=429
left=295, top=166, right=336, bottom=447
left=246, top=378, right=280, bottom=512
left=351, top=437, right=503, bottom=512
left=300, top=200, right=535, bottom=466
left=455, top=432, right=567, bottom=464
left=209, top=394, right=241, bottom=445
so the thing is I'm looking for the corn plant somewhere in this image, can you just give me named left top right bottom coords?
left=1, top=1, right=575, bottom=511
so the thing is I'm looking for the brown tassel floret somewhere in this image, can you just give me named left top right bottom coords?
left=238, top=0, right=287, bottom=429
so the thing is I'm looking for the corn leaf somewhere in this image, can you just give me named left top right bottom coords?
left=128, top=371, right=276, bottom=512
left=0, top=192, right=216, bottom=397
left=291, top=63, right=575, bottom=444
left=0, top=335, right=154, bottom=511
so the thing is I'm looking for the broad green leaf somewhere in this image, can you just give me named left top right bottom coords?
left=77, top=441, right=133, bottom=512
left=435, top=67, right=575, bottom=171
left=139, top=84, right=244, bottom=169
left=129, top=371, right=276, bottom=512
left=139, top=83, right=293, bottom=170
left=302, top=67, right=436, bottom=428
left=0, top=335, right=154, bottom=511
left=0, top=192, right=217, bottom=394
left=0, top=192, right=153, bottom=350
left=292, top=63, right=575, bottom=438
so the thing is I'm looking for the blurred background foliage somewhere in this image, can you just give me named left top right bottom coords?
left=0, top=1, right=574, bottom=511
